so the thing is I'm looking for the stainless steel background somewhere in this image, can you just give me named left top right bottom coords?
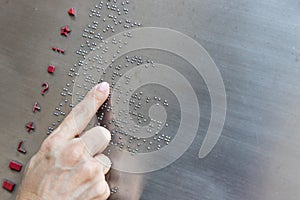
left=0, top=0, right=300, bottom=199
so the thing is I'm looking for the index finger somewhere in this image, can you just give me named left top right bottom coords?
left=55, top=82, right=110, bottom=139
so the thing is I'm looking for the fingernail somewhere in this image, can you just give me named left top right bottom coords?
left=96, top=82, right=109, bottom=93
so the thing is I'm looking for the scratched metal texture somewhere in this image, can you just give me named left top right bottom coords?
left=0, top=0, right=300, bottom=200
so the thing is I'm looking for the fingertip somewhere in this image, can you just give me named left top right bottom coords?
left=93, top=82, right=110, bottom=107
left=99, top=126, right=111, bottom=143
left=96, top=82, right=110, bottom=95
left=95, top=154, right=112, bottom=174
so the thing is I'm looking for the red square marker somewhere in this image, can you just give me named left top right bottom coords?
left=9, top=161, right=22, bottom=172
left=2, top=180, right=15, bottom=192
left=48, top=65, right=56, bottom=73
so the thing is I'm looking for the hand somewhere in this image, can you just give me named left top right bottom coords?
left=97, top=98, right=145, bottom=200
left=16, top=82, right=112, bottom=200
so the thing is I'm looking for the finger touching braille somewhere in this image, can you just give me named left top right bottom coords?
left=57, top=82, right=110, bottom=139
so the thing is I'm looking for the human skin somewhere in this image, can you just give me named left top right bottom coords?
left=16, top=82, right=112, bottom=200
left=96, top=98, right=145, bottom=200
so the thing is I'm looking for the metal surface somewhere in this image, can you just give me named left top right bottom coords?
left=0, top=0, right=300, bottom=200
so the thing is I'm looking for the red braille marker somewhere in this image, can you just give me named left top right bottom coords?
left=9, top=161, right=22, bottom=172
left=41, top=82, right=49, bottom=95
left=2, top=180, right=15, bottom=192
left=26, top=122, right=35, bottom=133
left=61, top=31, right=68, bottom=37
left=48, top=65, right=56, bottom=74
left=52, top=47, right=65, bottom=54
left=68, top=8, right=75, bottom=16
left=32, top=102, right=41, bottom=112
left=61, top=25, right=71, bottom=37
left=17, top=140, right=27, bottom=154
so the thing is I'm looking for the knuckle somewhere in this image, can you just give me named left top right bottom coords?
left=95, top=181, right=110, bottom=199
left=39, top=127, right=64, bottom=153
left=40, top=138, right=55, bottom=152
left=93, top=163, right=102, bottom=174
left=81, top=162, right=94, bottom=178
left=68, top=143, right=85, bottom=161
left=74, top=103, right=89, bottom=117
left=81, top=161, right=100, bottom=178
left=103, top=182, right=111, bottom=199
